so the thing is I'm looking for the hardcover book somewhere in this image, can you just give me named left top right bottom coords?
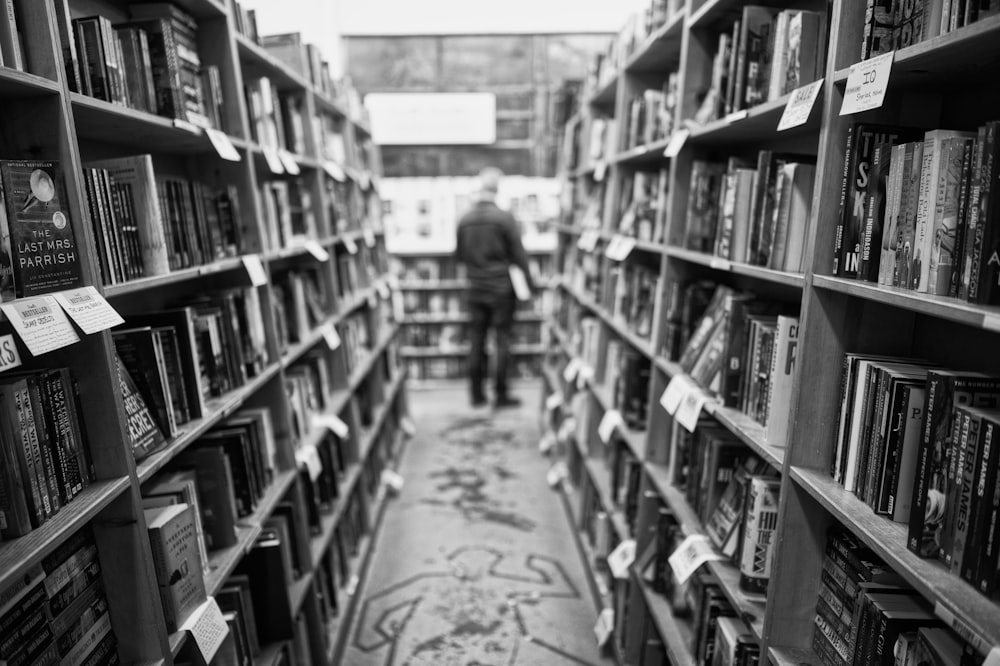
left=144, top=503, right=207, bottom=632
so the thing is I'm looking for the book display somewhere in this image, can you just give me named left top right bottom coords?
left=0, top=2, right=407, bottom=665
left=544, top=0, right=1000, bottom=664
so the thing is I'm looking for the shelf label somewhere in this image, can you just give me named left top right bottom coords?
left=545, top=392, right=563, bottom=411
left=322, top=323, right=341, bottom=350
left=181, top=598, right=229, bottom=664
left=260, top=146, right=284, bottom=174
left=295, top=443, right=323, bottom=482
left=277, top=149, right=301, bottom=175
left=376, top=280, right=391, bottom=300
left=724, top=109, right=749, bottom=124
left=668, top=534, right=725, bottom=585
left=400, top=416, right=416, bottom=437
left=577, top=230, right=600, bottom=252
left=607, top=539, right=636, bottom=579
left=611, top=237, right=637, bottom=262
left=778, top=79, right=824, bottom=131
left=538, top=431, right=556, bottom=454
left=984, top=647, right=1000, bottom=666
left=576, top=364, right=594, bottom=389
left=363, top=227, right=377, bottom=248
left=304, top=240, right=330, bottom=262
left=663, top=128, right=690, bottom=158
left=358, top=172, right=372, bottom=190
left=1, top=296, right=81, bottom=356
left=660, top=373, right=694, bottom=415
left=52, top=286, right=124, bottom=335
left=381, top=469, right=404, bottom=493
left=557, top=416, right=577, bottom=443
left=343, top=235, right=359, bottom=255
left=604, top=235, right=622, bottom=259
left=0, top=334, right=22, bottom=373
left=593, top=160, right=608, bottom=182
left=562, top=358, right=583, bottom=382
left=840, top=51, right=894, bottom=116
left=173, top=119, right=202, bottom=134
left=313, top=413, right=350, bottom=438
left=675, top=386, right=709, bottom=433
left=982, top=313, right=1000, bottom=333
left=709, top=257, right=732, bottom=271
left=594, top=608, right=615, bottom=647
left=323, top=161, right=347, bottom=182
left=598, top=408, right=624, bottom=443
left=546, top=460, right=568, bottom=488
left=205, top=129, right=241, bottom=161
left=242, top=255, right=268, bottom=287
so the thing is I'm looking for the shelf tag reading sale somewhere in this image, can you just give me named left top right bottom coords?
left=277, top=149, right=301, bottom=175
left=668, top=534, right=725, bottom=585
left=205, top=129, right=241, bottom=161
left=675, top=386, right=709, bottom=433
left=304, top=240, right=330, bottom=262
left=593, top=160, right=608, bottom=182
left=546, top=461, right=568, bottom=488
left=778, top=80, right=824, bottom=131
left=52, top=287, right=124, bottom=334
left=562, top=358, right=583, bottom=382
left=594, top=609, right=615, bottom=647
left=545, top=392, right=564, bottom=412
left=262, top=146, right=285, bottom=174
left=313, top=413, right=350, bottom=438
left=1, top=296, right=81, bottom=356
left=342, top=235, right=359, bottom=255
left=840, top=51, right=894, bottom=116
left=0, top=334, right=22, bottom=373
left=324, top=161, right=347, bottom=182
left=181, top=598, right=229, bottom=664
left=242, top=255, right=268, bottom=287
left=598, top=409, right=625, bottom=443
left=363, top=227, right=377, bottom=248
left=607, top=539, right=636, bottom=579
left=663, top=128, right=689, bottom=158
left=322, top=324, right=341, bottom=350
left=295, top=444, right=323, bottom=482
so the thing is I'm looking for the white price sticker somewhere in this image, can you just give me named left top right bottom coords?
left=660, top=373, right=694, bottom=415
left=180, top=598, right=230, bottom=664
left=313, top=414, right=350, bottom=438
left=1, top=296, right=81, bottom=356
left=675, top=386, right=709, bottom=433
left=376, top=280, right=391, bottom=300
left=0, top=334, right=22, bottom=373
left=322, top=324, right=341, bottom=350
left=343, top=235, right=359, bottom=255
left=594, top=609, right=615, bottom=647
left=324, top=161, right=347, bottom=182
left=363, top=227, right=377, bottom=248
left=295, top=444, right=323, bottom=482
left=576, top=365, right=594, bottom=389
left=984, top=647, right=1000, bottom=666
left=724, top=109, right=749, bottom=124
left=381, top=469, right=404, bottom=492
left=668, top=534, right=725, bottom=585
left=304, top=240, right=330, bottom=262
left=598, top=409, right=624, bottom=443
left=593, top=160, right=608, bottom=182
left=52, top=286, right=124, bottom=334
left=777, top=79, right=824, bottom=131
left=242, top=255, right=268, bottom=287
left=277, top=149, right=301, bottom=175
left=205, top=129, right=241, bottom=161
left=840, top=51, right=894, bottom=116
left=607, top=539, right=636, bottom=579
left=546, top=460, right=568, bottom=488
left=262, top=146, right=285, bottom=174
left=614, top=237, right=637, bottom=261
left=173, top=118, right=202, bottom=134
left=663, top=128, right=690, bottom=158
left=545, top=392, right=564, bottom=411
left=539, top=432, right=556, bottom=454
left=562, top=358, right=583, bottom=383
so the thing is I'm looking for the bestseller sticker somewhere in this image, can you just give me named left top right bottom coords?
left=52, top=286, right=124, bottom=335
left=1, top=296, right=81, bottom=356
left=840, top=51, right=894, bottom=116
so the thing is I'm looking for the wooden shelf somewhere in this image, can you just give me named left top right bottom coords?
left=630, top=566, right=696, bottom=666
left=624, top=11, right=686, bottom=73
left=235, top=34, right=311, bottom=92
left=0, top=478, right=131, bottom=593
left=559, top=282, right=657, bottom=360
left=587, top=75, right=618, bottom=109
left=769, top=646, right=822, bottom=666
left=666, top=247, right=806, bottom=290
left=791, top=466, right=1000, bottom=649
left=103, top=257, right=248, bottom=298
left=613, top=137, right=673, bottom=165
left=169, top=0, right=228, bottom=19
left=0, top=66, right=62, bottom=97
left=689, top=0, right=745, bottom=30
left=399, top=344, right=546, bottom=357
left=555, top=482, right=612, bottom=611
left=686, top=88, right=823, bottom=144
left=256, top=641, right=289, bottom=666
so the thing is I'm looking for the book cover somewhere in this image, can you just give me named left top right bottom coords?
left=888, top=384, right=926, bottom=523
left=927, top=134, right=975, bottom=295
left=234, top=534, right=294, bottom=643
left=860, top=143, right=894, bottom=282
left=143, top=470, right=209, bottom=573
left=115, top=353, right=165, bottom=461
left=970, top=120, right=1000, bottom=304
left=894, top=141, right=924, bottom=289
left=143, top=503, right=206, bottom=632
left=765, top=316, right=800, bottom=448
left=173, top=445, right=238, bottom=550
left=738, top=475, right=780, bottom=596
left=113, top=327, right=176, bottom=438
left=683, top=161, right=726, bottom=253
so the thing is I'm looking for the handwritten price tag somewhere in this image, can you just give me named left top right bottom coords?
left=660, top=373, right=694, bottom=415
left=675, top=386, right=709, bottom=433
left=180, top=598, right=230, bottom=663
left=262, top=146, right=285, bottom=174
left=205, top=129, right=241, bottom=161
left=840, top=51, right=894, bottom=116
left=277, top=149, right=301, bottom=175
left=598, top=409, right=625, bottom=443
left=663, top=128, right=689, bottom=158
left=295, top=443, right=323, bottom=481
left=322, top=324, right=341, bottom=350
left=313, top=413, right=350, bottom=438
left=615, top=237, right=637, bottom=261
left=52, top=287, right=124, bottom=334
left=324, top=161, right=347, bottom=182
left=778, top=80, right=824, bottom=131
left=304, top=240, right=330, bottom=262
left=577, top=230, right=600, bottom=252
left=0, top=334, right=22, bottom=373
left=607, top=539, right=636, bottom=579
left=242, top=255, right=268, bottom=287
left=1, top=296, right=81, bottom=356
left=594, top=609, right=615, bottom=647
left=668, top=534, right=725, bottom=584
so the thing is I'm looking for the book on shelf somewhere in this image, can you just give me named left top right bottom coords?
left=115, top=352, right=166, bottom=461
left=861, top=0, right=1000, bottom=60
left=142, top=470, right=210, bottom=573
left=144, top=503, right=206, bottom=632
left=234, top=531, right=294, bottom=644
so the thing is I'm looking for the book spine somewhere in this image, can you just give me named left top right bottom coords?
left=940, top=406, right=971, bottom=564
left=962, top=417, right=996, bottom=585
left=952, top=412, right=984, bottom=576
left=834, top=126, right=855, bottom=276
left=951, top=138, right=974, bottom=297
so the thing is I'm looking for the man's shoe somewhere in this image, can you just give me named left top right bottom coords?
left=494, top=395, right=521, bottom=409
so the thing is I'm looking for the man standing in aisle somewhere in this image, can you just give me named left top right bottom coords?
left=456, top=167, right=534, bottom=409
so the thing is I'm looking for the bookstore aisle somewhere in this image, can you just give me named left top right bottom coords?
left=342, top=382, right=615, bottom=666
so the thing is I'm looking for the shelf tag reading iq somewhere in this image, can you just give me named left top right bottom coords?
left=313, top=414, right=350, bottom=438
left=663, top=128, right=689, bottom=158
left=277, top=149, right=301, bottom=175
left=668, top=534, right=725, bottom=585
left=777, top=80, right=824, bottom=131
left=52, top=287, right=124, bottom=335
left=205, top=129, right=241, bottom=161
left=594, top=609, right=615, bottom=647
left=562, top=358, right=583, bottom=383
left=363, top=227, right=377, bottom=248
left=675, top=385, right=709, bottom=433
left=304, top=240, right=330, bottom=262
left=545, top=392, right=563, bottom=411
left=607, top=539, right=636, bottom=579
left=322, top=323, right=341, bottom=350
left=840, top=51, right=894, bottom=116
left=598, top=409, right=625, bottom=443
left=343, top=235, right=359, bottom=255
left=0, top=334, right=22, bottom=373
left=295, top=444, right=323, bottom=482
left=593, top=160, right=608, bottom=182
left=1, top=296, right=81, bottom=356
left=242, top=255, right=268, bottom=287
left=181, top=598, right=229, bottom=664
left=262, top=146, right=285, bottom=174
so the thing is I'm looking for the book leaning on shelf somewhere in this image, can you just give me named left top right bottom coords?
left=860, top=0, right=1000, bottom=62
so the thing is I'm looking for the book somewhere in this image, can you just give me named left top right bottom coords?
left=144, top=503, right=207, bottom=632
left=173, top=445, right=239, bottom=550
left=764, top=315, right=800, bottom=447
left=115, top=353, right=166, bottom=461
left=738, top=475, right=781, bottom=596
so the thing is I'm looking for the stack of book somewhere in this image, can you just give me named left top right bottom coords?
left=831, top=121, right=1000, bottom=306
left=684, top=152, right=816, bottom=273
left=860, top=0, right=1000, bottom=61
left=0, top=527, right=121, bottom=665
left=616, top=169, right=670, bottom=244
left=624, top=75, right=678, bottom=150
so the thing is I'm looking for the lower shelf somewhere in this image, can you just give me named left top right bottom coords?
left=768, top=645, right=821, bottom=666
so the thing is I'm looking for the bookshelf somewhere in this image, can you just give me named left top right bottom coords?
left=546, top=0, right=1000, bottom=665
left=0, top=2, right=407, bottom=666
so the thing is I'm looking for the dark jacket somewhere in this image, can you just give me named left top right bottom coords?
left=455, top=200, right=534, bottom=299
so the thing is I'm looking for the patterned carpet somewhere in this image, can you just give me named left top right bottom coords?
left=343, top=383, right=613, bottom=666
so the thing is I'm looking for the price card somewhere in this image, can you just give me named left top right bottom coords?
left=615, top=237, right=637, bottom=261
left=277, top=149, right=301, bottom=175
left=401, top=416, right=416, bottom=437
left=180, top=598, right=229, bottom=664
left=607, top=539, right=636, bottom=579
left=593, top=160, right=608, bottom=182
left=342, top=235, right=359, bottom=255
left=668, top=534, right=725, bottom=585
left=324, top=161, right=347, bottom=182
left=304, top=240, right=330, bottom=262
left=593, top=609, right=615, bottom=647
left=242, top=255, right=268, bottom=287
left=724, top=109, right=749, bottom=124
left=173, top=118, right=201, bottom=134
left=0, top=334, right=22, bottom=373
left=546, top=461, right=568, bottom=488
left=777, top=79, right=824, bottom=131
left=1, top=296, right=81, bottom=356
left=982, top=313, right=1000, bottom=333
left=984, top=647, right=1000, bottom=666
left=604, top=235, right=623, bottom=259
left=538, top=431, right=556, bottom=454
left=598, top=409, right=624, bottom=443
left=204, top=128, right=241, bottom=161
left=709, top=257, right=732, bottom=271
left=322, top=323, right=341, bottom=350
left=660, top=373, right=694, bottom=415
left=675, top=386, right=709, bottom=433
left=562, top=358, right=583, bottom=382
left=359, top=172, right=372, bottom=190
left=381, top=469, right=404, bottom=493
left=545, top=392, right=564, bottom=411
left=577, top=230, right=598, bottom=252
left=363, top=227, right=377, bottom=248
left=663, top=128, right=690, bottom=158
left=557, top=417, right=577, bottom=443
left=295, top=444, right=323, bottom=482
left=52, top=286, right=124, bottom=335
left=840, top=51, right=894, bottom=116
left=313, top=413, right=350, bottom=438
left=375, top=280, right=391, bottom=300
left=576, top=365, right=594, bottom=389
left=262, top=146, right=285, bottom=174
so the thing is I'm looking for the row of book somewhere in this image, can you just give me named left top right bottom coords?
left=259, top=177, right=318, bottom=252
left=624, top=75, right=678, bottom=151
left=605, top=340, right=652, bottom=431
left=245, top=76, right=307, bottom=155
left=62, top=4, right=222, bottom=129
left=833, top=121, right=1000, bottom=305
left=272, top=265, right=330, bottom=349
left=629, top=0, right=685, bottom=50
left=861, top=0, right=999, bottom=61
left=683, top=153, right=816, bottom=273
left=695, top=8, right=825, bottom=124
left=0, top=527, right=120, bottom=666
left=232, top=1, right=260, bottom=44
left=602, top=260, right=658, bottom=341
left=616, top=169, right=669, bottom=245
left=832, top=355, right=1000, bottom=599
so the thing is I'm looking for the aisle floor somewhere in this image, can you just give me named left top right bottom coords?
left=342, top=382, right=613, bottom=666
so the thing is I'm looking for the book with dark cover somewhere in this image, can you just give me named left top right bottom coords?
left=0, top=378, right=49, bottom=528
left=970, top=120, right=1000, bottom=305
left=113, top=328, right=175, bottom=438
left=234, top=533, right=294, bottom=643
left=0, top=406, right=33, bottom=537
left=173, top=445, right=238, bottom=550
left=144, top=503, right=206, bottom=632
left=0, top=160, right=83, bottom=296
left=126, top=308, right=207, bottom=419
left=683, top=161, right=726, bottom=253
left=114, top=353, right=165, bottom=461
left=217, top=576, right=261, bottom=659
left=954, top=408, right=1000, bottom=586
left=196, top=429, right=256, bottom=516
left=738, top=475, right=780, bottom=596
left=860, top=143, right=894, bottom=282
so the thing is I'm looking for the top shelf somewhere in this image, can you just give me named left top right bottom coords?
left=236, top=34, right=312, bottom=93
left=624, top=12, right=686, bottom=74
left=586, top=75, right=618, bottom=109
